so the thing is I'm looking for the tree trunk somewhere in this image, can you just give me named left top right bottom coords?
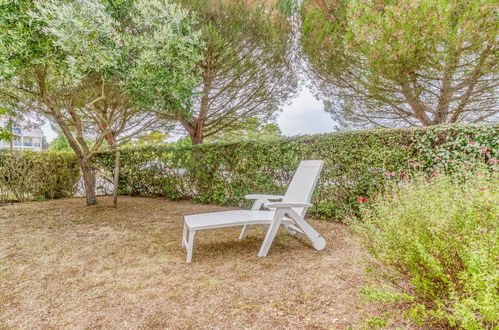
left=112, top=149, right=120, bottom=208
left=8, top=117, right=13, bottom=151
left=181, top=119, right=204, bottom=145
left=80, top=161, right=97, bottom=206
left=190, top=132, right=204, bottom=145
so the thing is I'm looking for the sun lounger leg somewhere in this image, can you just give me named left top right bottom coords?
left=258, top=210, right=285, bottom=257
left=186, top=229, right=196, bottom=263
left=284, top=224, right=298, bottom=235
left=181, top=223, right=188, bottom=248
left=291, top=215, right=326, bottom=251
left=239, top=225, right=250, bottom=239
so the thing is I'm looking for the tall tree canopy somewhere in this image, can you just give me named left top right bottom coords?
left=0, top=0, right=202, bottom=205
left=158, top=0, right=297, bottom=144
left=301, top=0, right=498, bottom=128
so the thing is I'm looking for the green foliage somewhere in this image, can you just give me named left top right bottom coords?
left=0, top=0, right=204, bottom=205
left=48, top=132, right=109, bottom=152
left=93, top=124, right=497, bottom=220
left=168, top=0, right=297, bottom=144
left=0, top=0, right=202, bottom=143
left=125, top=131, right=169, bottom=148
left=49, top=133, right=73, bottom=152
left=410, top=124, right=499, bottom=173
left=353, top=170, right=499, bottom=328
left=3, top=124, right=497, bottom=220
left=365, top=316, right=388, bottom=329
left=120, top=0, right=204, bottom=112
left=0, top=108, right=11, bottom=141
left=207, top=117, right=282, bottom=143
left=171, top=136, right=193, bottom=148
left=0, top=0, right=53, bottom=78
left=21, top=0, right=203, bottom=107
left=360, top=285, right=413, bottom=304
left=0, top=130, right=10, bottom=142
left=300, top=0, right=498, bottom=127
left=0, top=151, right=80, bottom=202
left=92, top=128, right=409, bottom=218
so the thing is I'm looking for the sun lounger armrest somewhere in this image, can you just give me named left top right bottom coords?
left=245, top=195, right=284, bottom=210
left=245, top=194, right=284, bottom=201
left=263, top=202, right=312, bottom=209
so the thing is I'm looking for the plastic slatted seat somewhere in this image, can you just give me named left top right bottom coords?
left=182, top=160, right=326, bottom=262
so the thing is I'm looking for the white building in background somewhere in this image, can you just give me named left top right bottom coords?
left=0, top=118, right=45, bottom=151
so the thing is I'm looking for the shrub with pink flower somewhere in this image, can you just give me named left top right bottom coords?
left=353, top=170, right=498, bottom=328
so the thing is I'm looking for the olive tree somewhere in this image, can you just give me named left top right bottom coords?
left=0, top=0, right=202, bottom=205
left=300, top=0, right=498, bottom=128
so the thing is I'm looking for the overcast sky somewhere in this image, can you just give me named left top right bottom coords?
left=42, top=87, right=336, bottom=142
left=277, top=88, right=336, bottom=136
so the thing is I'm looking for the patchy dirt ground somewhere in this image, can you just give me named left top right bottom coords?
left=0, top=196, right=397, bottom=329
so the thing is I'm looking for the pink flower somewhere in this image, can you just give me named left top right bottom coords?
left=356, top=197, right=368, bottom=203
left=469, top=141, right=475, bottom=145
left=479, top=187, right=485, bottom=191
left=489, top=159, right=498, bottom=164
left=384, top=172, right=395, bottom=177
left=447, top=159, right=453, bottom=163
left=433, top=156, right=440, bottom=161
left=482, top=147, right=490, bottom=155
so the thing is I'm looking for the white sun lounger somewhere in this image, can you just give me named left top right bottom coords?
left=182, top=160, right=326, bottom=262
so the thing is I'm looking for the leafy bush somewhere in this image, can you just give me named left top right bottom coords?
left=94, top=128, right=412, bottom=219
left=94, top=124, right=497, bottom=220
left=0, top=151, right=79, bottom=203
left=2, top=124, right=497, bottom=218
left=353, top=169, right=499, bottom=328
left=411, top=124, right=498, bottom=174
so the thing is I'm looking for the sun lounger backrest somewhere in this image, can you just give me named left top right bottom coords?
left=283, top=160, right=324, bottom=216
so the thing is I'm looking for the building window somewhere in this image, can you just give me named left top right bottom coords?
left=23, top=137, right=33, bottom=147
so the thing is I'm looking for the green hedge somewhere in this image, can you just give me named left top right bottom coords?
left=2, top=125, right=496, bottom=215
left=0, top=151, right=80, bottom=203
left=93, top=124, right=498, bottom=220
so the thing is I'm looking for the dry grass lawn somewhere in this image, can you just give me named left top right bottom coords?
left=0, top=196, right=399, bottom=329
